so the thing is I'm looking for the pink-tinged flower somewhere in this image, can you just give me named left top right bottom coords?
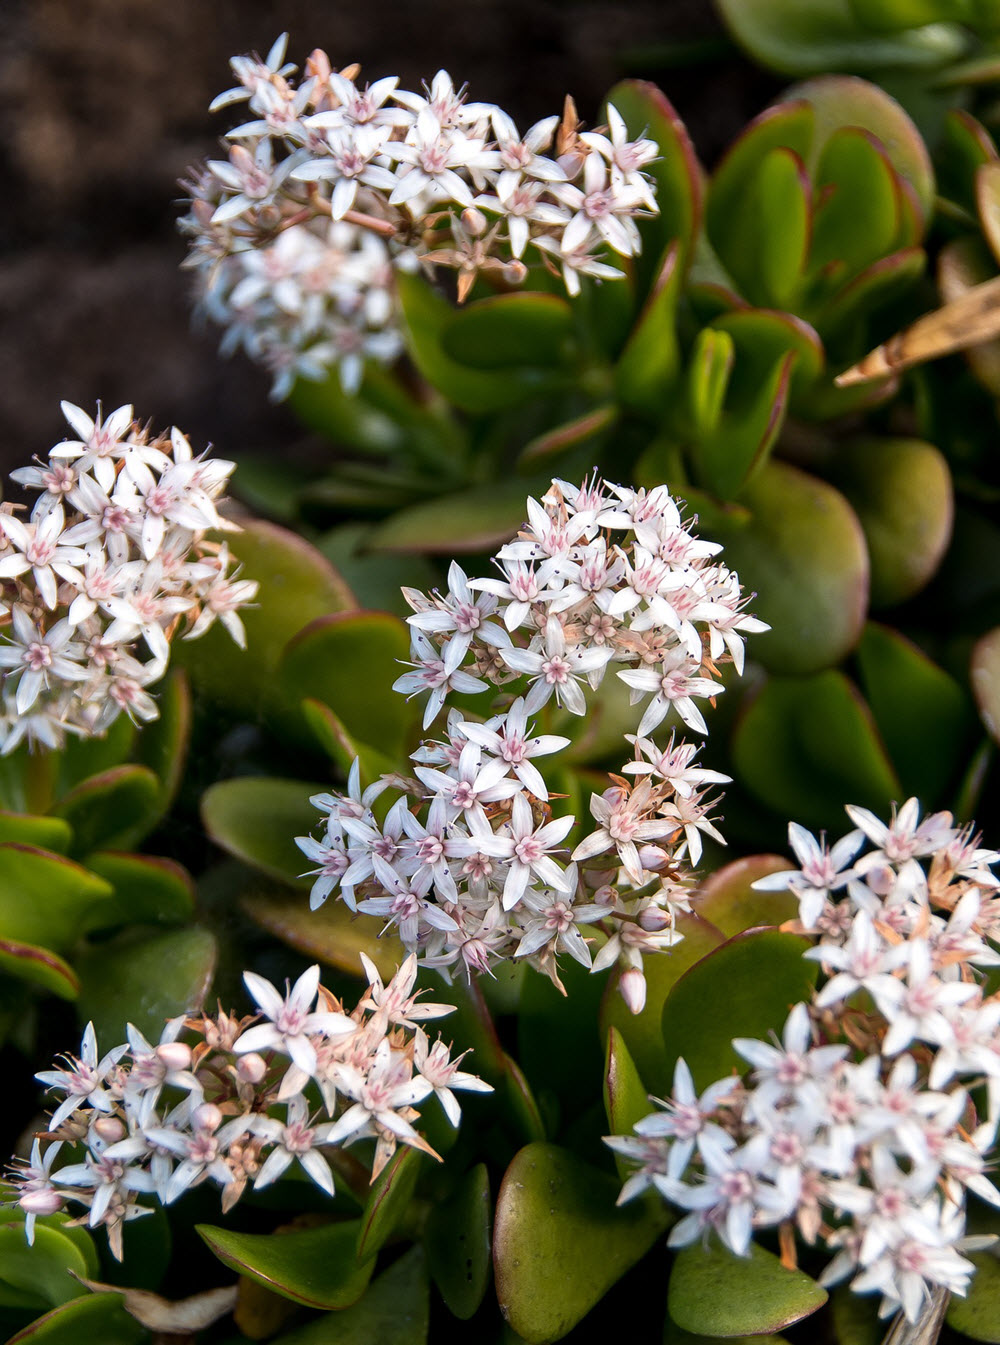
left=501, top=616, right=613, bottom=716
left=476, top=790, right=574, bottom=910
left=631, top=1057, right=739, bottom=1185
left=663, top=1130, right=786, bottom=1257
left=413, top=1029, right=493, bottom=1126
left=753, top=821, right=864, bottom=929
left=234, top=965, right=355, bottom=1077
left=0, top=608, right=88, bottom=714
left=0, top=505, right=86, bottom=610
left=733, top=1003, right=848, bottom=1118
left=807, top=909, right=912, bottom=1010
left=459, top=697, right=569, bottom=801
left=618, top=651, right=723, bottom=738
left=325, top=1038, right=434, bottom=1149
left=35, top=1022, right=127, bottom=1129
left=846, top=798, right=958, bottom=865
left=393, top=628, right=489, bottom=729
left=514, top=871, right=612, bottom=967
left=573, top=781, right=673, bottom=882
left=11, top=1140, right=65, bottom=1243
left=359, top=952, right=454, bottom=1030
left=250, top=1095, right=339, bottom=1195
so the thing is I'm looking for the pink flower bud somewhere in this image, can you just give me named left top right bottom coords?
left=237, top=1053, right=267, bottom=1084
left=92, top=1115, right=126, bottom=1143
left=638, top=905, right=672, bottom=933
left=503, top=260, right=528, bottom=285
left=20, top=1188, right=63, bottom=1215
left=193, top=1102, right=223, bottom=1133
left=461, top=206, right=487, bottom=238
left=602, top=785, right=626, bottom=809
left=618, top=968, right=647, bottom=1015
left=638, top=845, right=669, bottom=872
left=155, top=1042, right=192, bottom=1072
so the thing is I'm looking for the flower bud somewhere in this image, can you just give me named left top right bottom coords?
left=461, top=206, right=488, bottom=238
left=237, top=1052, right=267, bottom=1084
left=638, top=845, right=669, bottom=872
left=20, top=1187, right=64, bottom=1215
left=155, top=1042, right=192, bottom=1072
left=618, top=968, right=647, bottom=1015
left=503, top=260, right=528, bottom=285
left=638, top=905, right=672, bottom=933
left=92, top=1115, right=126, bottom=1144
left=193, top=1102, right=223, bottom=1133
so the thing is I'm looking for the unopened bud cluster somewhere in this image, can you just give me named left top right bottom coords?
left=10, top=956, right=489, bottom=1259
left=297, top=476, right=766, bottom=1010
left=180, top=36, right=659, bottom=399
left=609, top=801, right=1000, bottom=1324
left=0, top=402, right=256, bottom=754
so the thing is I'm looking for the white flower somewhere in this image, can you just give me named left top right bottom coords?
left=234, top=965, right=355, bottom=1077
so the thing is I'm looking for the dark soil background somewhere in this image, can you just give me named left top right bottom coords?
left=0, top=1, right=778, bottom=474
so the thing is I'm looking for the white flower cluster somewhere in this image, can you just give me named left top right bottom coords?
left=11, top=956, right=490, bottom=1260
left=609, top=799, right=1000, bottom=1325
left=296, top=477, right=765, bottom=1011
left=180, top=35, right=659, bottom=399
left=0, top=402, right=257, bottom=754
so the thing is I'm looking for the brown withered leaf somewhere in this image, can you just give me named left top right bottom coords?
left=72, top=1275, right=238, bottom=1334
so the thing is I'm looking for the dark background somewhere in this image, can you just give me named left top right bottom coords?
left=0, top=1, right=777, bottom=473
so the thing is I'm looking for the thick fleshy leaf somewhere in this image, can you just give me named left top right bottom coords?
left=198, top=1221, right=374, bottom=1311
left=500, top=1052, right=546, bottom=1145
left=241, top=890, right=402, bottom=981
left=52, top=766, right=161, bottom=856
left=0, top=1222, right=91, bottom=1310
left=946, top=1251, right=1000, bottom=1341
left=77, top=926, right=216, bottom=1045
left=6, top=1293, right=146, bottom=1344
left=317, top=524, right=438, bottom=619
left=693, top=347, right=794, bottom=500
left=53, top=714, right=136, bottom=801
left=616, top=243, right=682, bottom=418
left=517, top=953, right=605, bottom=1118
left=356, top=1147, right=422, bottom=1263
left=713, top=460, right=868, bottom=674
left=133, top=669, right=191, bottom=816
left=299, top=700, right=396, bottom=786
left=686, top=327, right=734, bottom=442
left=493, top=1142, right=670, bottom=1343
left=85, top=853, right=195, bottom=927
left=857, top=623, right=976, bottom=802
left=695, top=855, right=798, bottom=937
left=668, top=1240, right=827, bottom=1337
left=367, top=478, right=548, bottom=555
left=423, top=1165, right=491, bottom=1321
left=828, top=1286, right=882, bottom=1345
left=270, top=1245, right=428, bottom=1345
left=0, top=812, right=70, bottom=854
left=0, top=939, right=78, bottom=1000
left=972, top=626, right=1000, bottom=745
left=604, top=81, right=703, bottom=270
left=519, top=404, right=619, bottom=467
left=817, top=246, right=925, bottom=341
left=175, top=519, right=355, bottom=715
left=735, top=147, right=812, bottom=309
left=809, top=128, right=902, bottom=277
left=600, top=914, right=726, bottom=1095
left=732, top=671, right=900, bottom=832
left=441, top=294, right=574, bottom=369
left=201, top=777, right=324, bottom=887
left=277, top=612, right=414, bottom=763
left=604, top=1028, right=653, bottom=1180
left=829, top=437, right=953, bottom=607
left=660, top=929, right=817, bottom=1090
left=712, top=308, right=824, bottom=402
left=937, top=108, right=997, bottom=217
left=0, top=845, right=113, bottom=950
left=0, top=1212, right=98, bottom=1283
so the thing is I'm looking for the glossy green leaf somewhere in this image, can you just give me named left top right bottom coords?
left=201, top=777, right=323, bottom=887
left=398, top=272, right=553, bottom=412
left=616, top=243, right=682, bottom=417
left=0, top=1222, right=90, bottom=1309
left=600, top=914, right=725, bottom=1095
left=198, top=1220, right=374, bottom=1310
left=604, top=1028, right=653, bottom=1180
left=661, top=929, right=817, bottom=1090
left=732, top=672, right=900, bottom=832
left=519, top=405, right=619, bottom=467
left=85, top=853, right=195, bottom=927
left=494, top=1142, right=670, bottom=1343
left=694, top=348, right=794, bottom=500
left=77, top=926, right=216, bottom=1045
left=0, top=939, right=78, bottom=1000
left=423, top=1164, right=492, bottom=1321
left=441, top=293, right=574, bottom=369
left=52, top=766, right=161, bottom=857
left=713, top=308, right=825, bottom=403
left=241, top=889, right=403, bottom=981
left=133, top=669, right=191, bottom=816
left=0, top=813, right=71, bottom=854
left=277, top=612, right=414, bottom=762
left=946, top=1251, right=1000, bottom=1340
left=972, top=627, right=1000, bottom=745
left=668, top=1240, right=827, bottom=1337
left=686, top=327, right=734, bottom=442
left=176, top=519, right=355, bottom=715
left=713, top=460, right=868, bottom=674
left=717, top=0, right=966, bottom=77
left=849, top=0, right=976, bottom=27
left=299, top=700, right=396, bottom=785
left=53, top=714, right=136, bottom=802
left=829, top=438, right=953, bottom=607
left=809, top=128, right=901, bottom=277
left=816, top=245, right=925, bottom=340
left=0, top=845, right=113, bottom=950
left=356, top=1147, right=422, bottom=1263
left=695, top=855, right=798, bottom=937
left=271, top=1245, right=428, bottom=1345
left=316, top=524, right=438, bottom=619
left=604, top=81, right=703, bottom=270
left=937, top=109, right=997, bottom=216
left=828, top=1286, right=882, bottom=1345
left=6, top=1292, right=146, bottom=1344
left=368, top=478, right=548, bottom=555
left=747, top=147, right=813, bottom=309
left=0, top=1212, right=99, bottom=1283
left=500, top=1052, right=546, bottom=1145
left=857, top=623, right=975, bottom=802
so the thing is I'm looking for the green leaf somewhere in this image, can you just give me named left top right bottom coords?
left=695, top=855, right=799, bottom=937
left=493, top=1142, right=670, bottom=1343
left=368, top=479, right=546, bottom=555
left=499, top=1052, right=547, bottom=1145
left=299, top=700, right=396, bottom=784
left=712, top=460, right=868, bottom=675
left=175, top=519, right=355, bottom=716
left=6, top=1292, right=146, bottom=1344
left=732, top=671, right=900, bottom=832
left=0, top=845, right=113, bottom=950
left=517, top=954, right=605, bottom=1117
left=599, top=914, right=726, bottom=1095
left=857, top=623, right=976, bottom=802
left=52, top=766, right=161, bottom=856
left=809, top=128, right=903, bottom=276
left=0, top=939, right=78, bottom=1000
left=616, top=243, right=682, bottom=418
left=240, top=889, right=403, bottom=981
left=938, top=109, right=997, bottom=216
left=423, top=1165, right=491, bottom=1321
left=740, top=147, right=813, bottom=309
left=77, top=926, right=216, bottom=1045
left=0, top=813, right=71, bottom=854
left=693, top=348, right=794, bottom=500
left=815, top=246, right=925, bottom=340
left=711, top=308, right=825, bottom=403
left=316, top=525, right=438, bottom=619
left=201, top=777, right=323, bottom=886
left=0, top=1222, right=90, bottom=1309
left=197, top=1220, right=374, bottom=1311
left=946, top=1251, right=1000, bottom=1341
left=604, top=81, right=703, bottom=272
left=277, top=612, right=414, bottom=763
left=271, top=1245, right=428, bottom=1345
left=660, top=929, right=817, bottom=1090
left=53, top=715, right=136, bottom=802
left=828, top=438, right=953, bottom=608
left=519, top=405, right=619, bottom=468
left=972, top=626, right=1000, bottom=745
left=441, top=294, right=574, bottom=369
left=686, top=328, right=734, bottom=442
left=85, top=853, right=195, bottom=927
left=133, top=669, right=191, bottom=816
left=356, top=1147, right=422, bottom=1263
left=604, top=1028, right=653, bottom=1180
left=668, top=1240, right=827, bottom=1337
left=0, top=1212, right=98, bottom=1283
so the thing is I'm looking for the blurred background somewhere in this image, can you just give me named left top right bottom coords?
left=0, top=0, right=778, bottom=471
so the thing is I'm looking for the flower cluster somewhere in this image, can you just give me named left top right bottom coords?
left=180, top=36, right=659, bottom=399
left=609, top=800, right=1000, bottom=1324
left=0, top=401, right=257, bottom=754
left=297, top=477, right=765, bottom=1011
left=9, top=957, right=490, bottom=1259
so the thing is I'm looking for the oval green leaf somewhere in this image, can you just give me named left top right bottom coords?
left=241, top=889, right=403, bottom=981
left=52, top=766, right=161, bottom=857
left=134, top=668, right=192, bottom=816
left=423, top=1164, right=492, bottom=1321
left=85, top=853, right=195, bottom=928
left=77, top=926, right=217, bottom=1045
left=0, top=1223, right=90, bottom=1310
left=368, top=478, right=549, bottom=555
left=271, top=1244, right=428, bottom=1345
left=441, top=293, right=574, bottom=369
left=0, top=813, right=71, bottom=854
left=198, top=1220, right=374, bottom=1310
left=356, top=1147, right=422, bottom=1263
left=6, top=1292, right=146, bottom=1344
left=616, top=243, right=682, bottom=418
left=201, top=776, right=324, bottom=887
left=0, top=845, right=113, bottom=950
left=946, top=1251, right=1000, bottom=1341
left=604, top=1028, right=654, bottom=1181
left=668, top=1239, right=827, bottom=1337
left=0, top=939, right=78, bottom=1000
left=695, top=855, right=798, bottom=937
